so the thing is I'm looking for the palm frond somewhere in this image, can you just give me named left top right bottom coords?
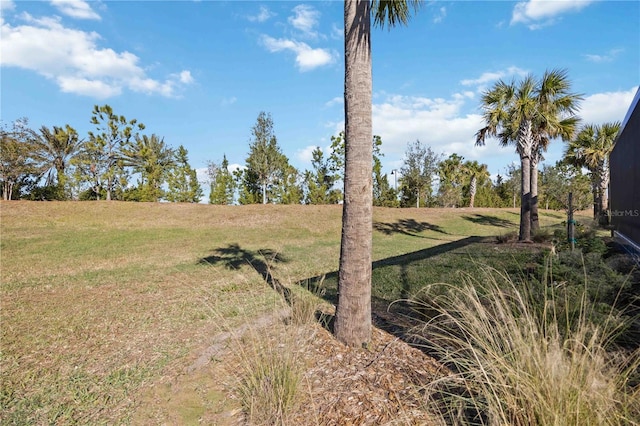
left=372, top=0, right=423, bottom=29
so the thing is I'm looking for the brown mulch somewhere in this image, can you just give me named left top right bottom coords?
left=135, top=307, right=450, bottom=425
left=289, top=323, right=448, bottom=426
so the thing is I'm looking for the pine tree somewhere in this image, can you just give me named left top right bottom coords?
left=208, top=155, right=235, bottom=205
left=165, top=145, right=202, bottom=203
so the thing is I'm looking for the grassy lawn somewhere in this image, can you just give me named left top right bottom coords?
left=0, top=201, right=619, bottom=424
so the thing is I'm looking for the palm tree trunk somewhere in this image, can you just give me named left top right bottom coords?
left=530, top=157, right=539, bottom=232
left=469, top=175, right=477, bottom=208
left=520, top=155, right=531, bottom=241
left=335, top=0, right=373, bottom=348
left=599, top=166, right=610, bottom=226
left=517, top=120, right=533, bottom=241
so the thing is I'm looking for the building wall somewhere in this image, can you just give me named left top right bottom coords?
left=610, top=87, right=640, bottom=248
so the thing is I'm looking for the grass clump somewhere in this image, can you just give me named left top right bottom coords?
left=413, top=265, right=640, bottom=425
left=236, top=342, right=302, bottom=426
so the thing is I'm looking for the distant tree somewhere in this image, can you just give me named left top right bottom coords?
left=496, top=163, right=521, bottom=208
left=121, top=134, right=175, bottom=202
left=272, top=161, right=303, bottom=204
left=82, top=105, right=145, bottom=201
left=234, top=168, right=260, bottom=205
left=165, top=145, right=202, bottom=203
left=462, top=160, right=491, bottom=208
left=208, top=155, right=235, bottom=205
left=32, top=124, right=83, bottom=199
left=437, top=153, right=465, bottom=207
left=540, top=161, right=592, bottom=211
left=0, top=118, right=41, bottom=200
left=399, top=140, right=441, bottom=208
left=327, top=131, right=384, bottom=204
left=245, top=112, right=285, bottom=204
left=564, top=122, right=620, bottom=225
left=304, top=146, right=342, bottom=204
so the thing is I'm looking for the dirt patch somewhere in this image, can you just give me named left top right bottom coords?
left=134, top=314, right=447, bottom=425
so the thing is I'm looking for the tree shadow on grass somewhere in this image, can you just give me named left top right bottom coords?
left=199, top=243, right=292, bottom=303
left=374, top=219, right=447, bottom=238
left=462, top=214, right=515, bottom=228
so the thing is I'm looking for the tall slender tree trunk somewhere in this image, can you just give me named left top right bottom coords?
left=469, top=175, right=477, bottom=208
left=590, top=175, right=599, bottom=220
left=599, top=164, right=610, bottom=226
left=530, top=156, right=540, bottom=232
left=106, top=176, right=112, bottom=201
left=262, top=182, right=267, bottom=204
left=335, top=0, right=373, bottom=348
left=517, top=120, right=533, bottom=241
left=520, top=155, right=531, bottom=241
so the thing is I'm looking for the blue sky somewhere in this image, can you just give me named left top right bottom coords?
left=1, top=0, right=638, bottom=200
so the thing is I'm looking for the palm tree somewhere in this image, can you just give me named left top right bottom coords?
left=463, top=160, right=490, bottom=208
left=476, top=69, right=581, bottom=240
left=335, top=0, right=422, bottom=347
left=33, top=125, right=82, bottom=190
left=121, top=134, right=175, bottom=202
left=564, top=122, right=620, bottom=225
left=529, top=70, right=581, bottom=231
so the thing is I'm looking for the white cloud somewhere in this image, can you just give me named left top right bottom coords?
left=221, top=96, right=237, bottom=106
left=247, top=5, right=274, bottom=23
left=1, top=0, right=15, bottom=12
left=330, top=23, right=342, bottom=40
left=0, top=13, right=193, bottom=98
left=461, top=66, right=528, bottom=90
left=579, top=87, right=638, bottom=125
left=176, top=70, right=194, bottom=84
left=364, top=86, right=638, bottom=177
left=50, top=0, right=100, bottom=20
left=288, top=4, right=320, bottom=38
left=324, top=96, right=343, bottom=108
left=261, top=35, right=336, bottom=71
left=57, top=76, right=121, bottom=98
left=584, top=48, right=624, bottom=63
left=296, top=145, right=319, bottom=164
left=433, top=6, right=446, bottom=24
left=195, top=167, right=209, bottom=184
left=366, top=92, right=519, bottom=175
left=511, top=0, right=594, bottom=28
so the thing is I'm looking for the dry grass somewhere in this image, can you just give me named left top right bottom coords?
left=0, top=201, right=585, bottom=424
left=412, top=264, right=640, bottom=425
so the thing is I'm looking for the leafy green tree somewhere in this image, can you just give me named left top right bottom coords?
left=476, top=69, right=581, bottom=240
left=121, top=134, right=175, bottom=202
left=32, top=124, right=83, bottom=199
left=165, top=145, right=203, bottom=203
left=564, top=122, right=620, bottom=225
left=208, top=155, right=235, bottom=205
left=336, top=0, right=422, bottom=347
left=399, top=140, right=441, bottom=208
left=304, top=146, right=342, bottom=204
left=437, top=153, right=465, bottom=207
left=245, top=112, right=285, bottom=204
left=540, top=161, right=592, bottom=211
left=496, top=163, right=522, bottom=208
left=82, top=104, right=145, bottom=201
left=234, top=168, right=260, bottom=205
left=271, top=161, right=303, bottom=204
left=0, top=118, right=41, bottom=200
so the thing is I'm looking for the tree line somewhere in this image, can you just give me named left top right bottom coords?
left=1, top=105, right=202, bottom=202
left=1, top=106, right=615, bottom=218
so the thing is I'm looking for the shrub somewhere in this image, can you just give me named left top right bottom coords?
left=412, top=265, right=640, bottom=425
